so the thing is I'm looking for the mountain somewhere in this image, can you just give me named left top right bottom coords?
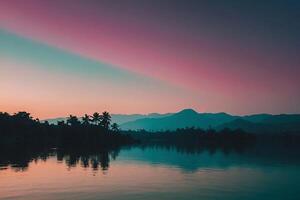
left=120, top=109, right=300, bottom=133
left=120, top=109, right=237, bottom=131
left=111, top=113, right=172, bottom=124
left=42, top=117, right=66, bottom=124
left=217, top=115, right=300, bottom=133
left=43, top=112, right=172, bottom=125
left=260, top=114, right=300, bottom=133
left=242, top=114, right=272, bottom=123
left=216, top=119, right=266, bottom=133
left=43, top=109, right=300, bottom=133
left=261, top=114, right=300, bottom=124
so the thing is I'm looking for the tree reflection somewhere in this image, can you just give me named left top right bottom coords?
left=0, top=145, right=120, bottom=172
left=1, top=138, right=299, bottom=172
left=0, top=141, right=252, bottom=172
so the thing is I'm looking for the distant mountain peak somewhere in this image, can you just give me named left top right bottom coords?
left=177, top=108, right=198, bottom=115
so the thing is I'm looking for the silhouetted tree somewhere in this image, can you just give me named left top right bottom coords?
left=111, top=123, right=119, bottom=133
left=100, top=111, right=111, bottom=130
left=67, top=115, right=81, bottom=127
left=92, top=112, right=101, bottom=125
left=82, top=114, right=90, bottom=126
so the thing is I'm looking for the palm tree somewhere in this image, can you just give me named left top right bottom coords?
left=111, top=123, right=119, bottom=133
left=82, top=114, right=90, bottom=126
left=92, top=112, right=101, bottom=125
left=100, top=111, right=111, bottom=130
left=67, top=115, right=81, bottom=127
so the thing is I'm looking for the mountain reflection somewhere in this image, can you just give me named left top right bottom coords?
left=0, top=142, right=250, bottom=172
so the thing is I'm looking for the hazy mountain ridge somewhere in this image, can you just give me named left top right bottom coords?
left=120, top=109, right=300, bottom=133
left=43, top=113, right=173, bottom=125
left=120, top=109, right=239, bottom=131
left=111, top=113, right=172, bottom=124
left=43, top=109, right=300, bottom=133
left=43, top=117, right=67, bottom=124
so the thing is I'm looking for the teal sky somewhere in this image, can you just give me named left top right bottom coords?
left=1, top=30, right=200, bottom=118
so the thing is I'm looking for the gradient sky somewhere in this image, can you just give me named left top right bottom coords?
left=1, top=0, right=300, bottom=118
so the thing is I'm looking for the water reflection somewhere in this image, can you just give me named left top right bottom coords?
left=0, top=146, right=120, bottom=172
left=1, top=141, right=300, bottom=172
left=1, top=144, right=300, bottom=200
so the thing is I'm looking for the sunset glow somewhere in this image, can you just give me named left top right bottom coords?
left=1, top=0, right=299, bottom=118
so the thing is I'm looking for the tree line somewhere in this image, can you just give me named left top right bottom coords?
left=0, top=111, right=135, bottom=149
left=0, top=111, right=120, bottom=132
left=42, top=111, right=119, bottom=132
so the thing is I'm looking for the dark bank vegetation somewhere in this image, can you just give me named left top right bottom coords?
left=124, top=127, right=256, bottom=152
left=125, top=127, right=300, bottom=144
left=0, top=111, right=135, bottom=149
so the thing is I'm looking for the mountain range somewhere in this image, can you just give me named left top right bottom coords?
left=44, top=109, right=300, bottom=134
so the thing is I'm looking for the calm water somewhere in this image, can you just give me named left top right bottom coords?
left=0, top=145, right=300, bottom=200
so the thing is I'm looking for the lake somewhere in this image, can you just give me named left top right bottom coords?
left=0, top=145, right=300, bottom=200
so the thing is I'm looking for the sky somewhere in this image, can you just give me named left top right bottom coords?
left=0, top=0, right=300, bottom=119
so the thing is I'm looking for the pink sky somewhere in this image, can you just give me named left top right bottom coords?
left=1, top=0, right=299, bottom=118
